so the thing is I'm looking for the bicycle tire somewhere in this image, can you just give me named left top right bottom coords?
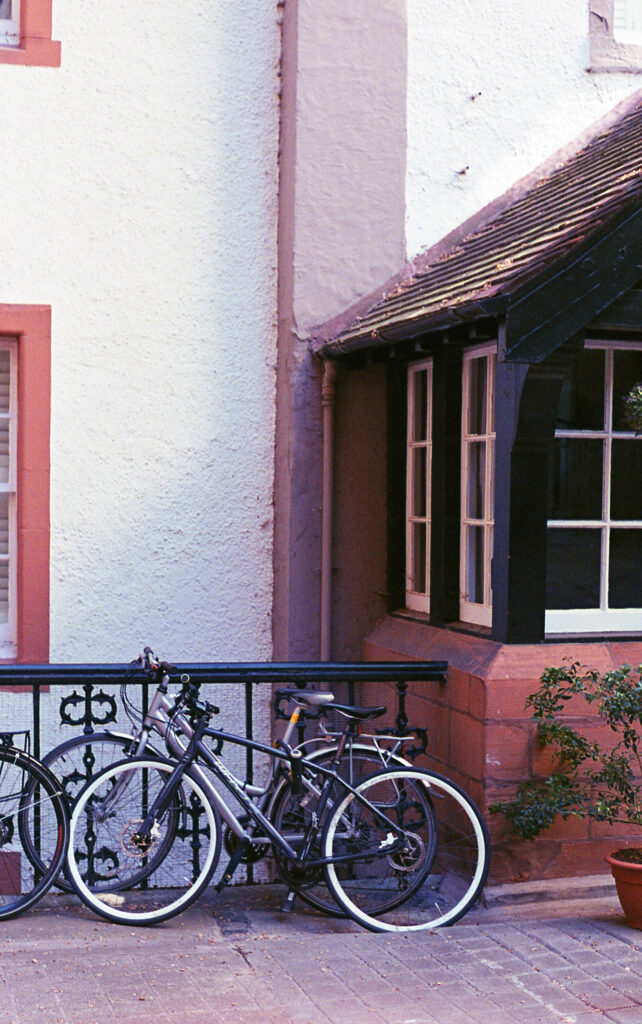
left=268, top=745, right=415, bottom=916
left=66, top=756, right=222, bottom=925
left=0, top=747, right=69, bottom=920
left=24, top=732, right=166, bottom=893
left=322, top=767, right=490, bottom=932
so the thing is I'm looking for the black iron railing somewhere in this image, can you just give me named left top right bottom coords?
left=0, top=660, right=448, bottom=887
left=0, top=659, right=447, bottom=757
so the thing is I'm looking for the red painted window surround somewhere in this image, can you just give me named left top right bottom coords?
left=0, top=305, right=50, bottom=664
left=0, top=2, right=60, bottom=67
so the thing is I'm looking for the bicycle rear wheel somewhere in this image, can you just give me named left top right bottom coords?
left=269, top=747, right=415, bottom=916
left=0, top=748, right=69, bottom=920
left=322, top=767, right=489, bottom=932
left=66, top=757, right=222, bottom=925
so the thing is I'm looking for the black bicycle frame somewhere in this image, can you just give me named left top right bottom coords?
left=139, top=716, right=409, bottom=872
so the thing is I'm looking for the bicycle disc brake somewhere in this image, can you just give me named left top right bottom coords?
left=120, top=819, right=162, bottom=858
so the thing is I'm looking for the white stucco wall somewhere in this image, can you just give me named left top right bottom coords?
left=406, top=0, right=642, bottom=257
left=1, top=1, right=279, bottom=664
left=290, top=0, right=641, bottom=336
left=291, top=0, right=407, bottom=337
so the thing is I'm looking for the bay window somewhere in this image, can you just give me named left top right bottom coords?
left=406, top=359, right=433, bottom=612
left=546, top=340, right=642, bottom=634
left=460, top=345, right=496, bottom=627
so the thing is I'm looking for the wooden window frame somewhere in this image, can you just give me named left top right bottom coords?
left=546, top=338, right=642, bottom=635
left=405, top=359, right=433, bottom=613
left=0, top=0, right=60, bottom=67
left=460, top=343, right=496, bottom=627
left=0, top=305, right=50, bottom=663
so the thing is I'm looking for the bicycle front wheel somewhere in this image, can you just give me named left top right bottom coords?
left=322, top=768, right=489, bottom=932
left=67, top=757, right=222, bottom=925
left=36, top=731, right=165, bottom=893
left=0, top=748, right=69, bottom=920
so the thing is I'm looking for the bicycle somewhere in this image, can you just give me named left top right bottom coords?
left=65, top=679, right=490, bottom=932
left=40, top=650, right=413, bottom=915
left=0, top=735, right=69, bottom=920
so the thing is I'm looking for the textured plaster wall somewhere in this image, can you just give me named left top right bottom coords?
left=1, top=1, right=280, bottom=666
left=406, top=0, right=642, bottom=257
left=291, top=0, right=407, bottom=337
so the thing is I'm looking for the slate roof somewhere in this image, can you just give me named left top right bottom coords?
left=317, top=93, right=642, bottom=358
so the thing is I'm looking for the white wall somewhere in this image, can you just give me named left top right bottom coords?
left=0, top=1, right=280, bottom=663
left=406, top=0, right=642, bottom=257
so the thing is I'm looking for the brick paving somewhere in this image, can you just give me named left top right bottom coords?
left=1, top=881, right=642, bottom=1024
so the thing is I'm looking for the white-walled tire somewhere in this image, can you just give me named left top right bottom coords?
left=322, top=768, right=489, bottom=932
left=67, top=757, right=221, bottom=925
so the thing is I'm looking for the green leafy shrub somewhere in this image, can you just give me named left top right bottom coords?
left=490, top=662, right=642, bottom=840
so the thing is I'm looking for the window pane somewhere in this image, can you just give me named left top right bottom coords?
left=611, top=439, right=642, bottom=520
left=411, top=447, right=427, bottom=517
left=465, top=525, right=484, bottom=603
left=613, top=348, right=642, bottom=432
left=411, top=369, right=428, bottom=441
left=0, top=493, right=8, bottom=557
left=411, top=522, right=427, bottom=593
left=467, top=358, right=487, bottom=435
left=466, top=441, right=486, bottom=519
left=556, top=348, right=604, bottom=430
left=549, top=438, right=603, bottom=519
left=0, top=1, right=12, bottom=19
left=0, top=350, right=10, bottom=416
left=546, top=528, right=601, bottom=609
left=609, top=530, right=642, bottom=607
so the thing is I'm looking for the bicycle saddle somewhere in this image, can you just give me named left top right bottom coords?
left=276, top=688, right=335, bottom=706
left=325, top=703, right=387, bottom=722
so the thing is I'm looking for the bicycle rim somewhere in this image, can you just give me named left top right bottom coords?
left=38, top=733, right=162, bottom=893
left=322, top=768, right=490, bottom=932
left=67, top=757, right=221, bottom=925
left=0, top=749, right=69, bottom=920
left=270, top=748, right=411, bottom=917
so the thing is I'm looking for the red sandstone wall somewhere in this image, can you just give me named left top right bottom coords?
left=363, top=617, right=642, bottom=883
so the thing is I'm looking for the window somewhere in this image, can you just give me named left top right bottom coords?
left=546, top=340, right=642, bottom=634
left=460, top=345, right=496, bottom=627
left=0, top=0, right=60, bottom=66
left=0, top=0, right=19, bottom=46
left=589, top=0, right=642, bottom=71
left=0, top=341, right=17, bottom=654
left=406, top=359, right=432, bottom=613
left=0, top=305, right=50, bottom=662
left=614, top=0, right=642, bottom=41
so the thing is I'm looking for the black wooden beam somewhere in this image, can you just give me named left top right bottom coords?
left=505, top=206, right=642, bottom=363
left=589, top=288, right=642, bottom=331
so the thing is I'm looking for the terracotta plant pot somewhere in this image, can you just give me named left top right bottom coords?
left=606, top=849, right=642, bottom=929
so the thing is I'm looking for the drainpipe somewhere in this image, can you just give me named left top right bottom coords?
left=320, top=360, right=337, bottom=661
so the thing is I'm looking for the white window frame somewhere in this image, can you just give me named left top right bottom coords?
left=0, top=339, right=17, bottom=655
left=406, top=359, right=432, bottom=613
left=546, top=339, right=642, bottom=635
left=614, top=0, right=642, bottom=42
left=460, top=344, right=496, bottom=628
left=0, top=0, right=20, bottom=46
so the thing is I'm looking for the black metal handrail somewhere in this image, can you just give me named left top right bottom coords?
left=0, top=659, right=447, bottom=760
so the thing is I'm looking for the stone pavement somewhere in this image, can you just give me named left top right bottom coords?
left=1, top=878, right=642, bottom=1024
